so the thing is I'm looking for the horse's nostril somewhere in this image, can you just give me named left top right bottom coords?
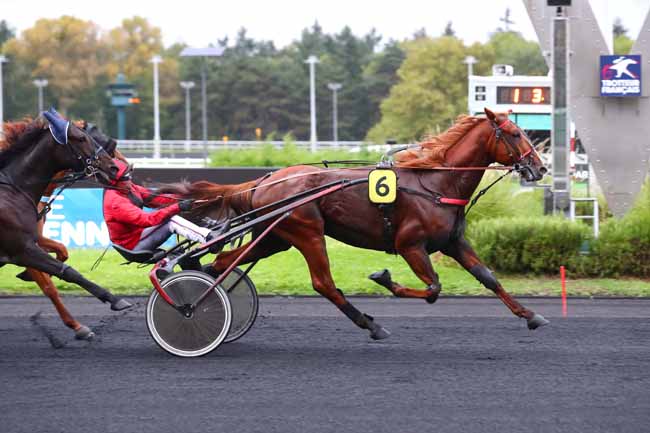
left=539, top=167, right=548, bottom=175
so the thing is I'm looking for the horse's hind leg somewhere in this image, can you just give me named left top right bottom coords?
left=443, top=237, right=549, bottom=330
left=26, top=269, right=94, bottom=340
left=279, top=228, right=390, bottom=340
left=369, top=245, right=442, bottom=303
left=13, top=245, right=131, bottom=311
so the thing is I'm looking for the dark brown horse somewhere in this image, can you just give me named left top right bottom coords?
left=0, top=112, right=131, bottom=312
left=167, top=109, right=549, bottom=339
left=14, top=122, right=128, bottom=340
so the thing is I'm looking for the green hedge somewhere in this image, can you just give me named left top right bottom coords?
left=209, top=138, right=383, bottom=168
left=587, top=185, right=650, bottom=277
left=465, top=180, right=650, bottom=277
left=466, top=217, right=590, bottom=274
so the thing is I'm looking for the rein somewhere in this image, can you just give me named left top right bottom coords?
left=37, top=172, right=89, bottom=220
left=463, top=168, right=514, bottom=216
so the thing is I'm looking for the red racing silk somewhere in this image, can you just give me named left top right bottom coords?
left=103, top=183, right=180, bottom=250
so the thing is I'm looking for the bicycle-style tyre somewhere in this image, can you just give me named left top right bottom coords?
left=146, top=271, right=232, bottom=357
left=221, top=267, right=259, bottom=343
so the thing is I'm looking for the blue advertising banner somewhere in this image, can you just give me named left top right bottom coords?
left=43, top=189, right=108, bottom=248
left=600, top=55, right=642, bottom=97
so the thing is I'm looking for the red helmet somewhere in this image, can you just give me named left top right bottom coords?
left=109, top=159, right=133, bottom=186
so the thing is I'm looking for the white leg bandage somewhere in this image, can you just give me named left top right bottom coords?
left=169, top=215, right=211, bottom=243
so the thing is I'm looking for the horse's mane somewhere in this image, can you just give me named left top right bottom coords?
left=0, top=118, right=47, bottom=169
left=395, top=115, right=486, bottom=168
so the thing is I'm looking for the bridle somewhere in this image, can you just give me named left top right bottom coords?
left=491, top=118, right=535, bottom=173
left=64, top=127, right=112, bottom=178
left=36, top=125, right=115, bottom=220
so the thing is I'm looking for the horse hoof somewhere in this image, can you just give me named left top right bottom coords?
left=527, top=313, right=550, bottom=330
left=370, top=326, right=391, bottom=340
left=368, top=269, right=392, bottom=288
left=110, top=298, right=133, bottom=311
left=74, top=325, right=95, bottom=340
left=425, top=288, right=441, bottom=304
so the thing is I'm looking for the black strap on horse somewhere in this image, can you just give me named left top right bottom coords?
left=378, top=203, right=397, bottom=255
left=37, top=173, right=87, bottom=220
left=463, top=168, right=514, bottom=216
left=396, top=168, right=514, bottom=217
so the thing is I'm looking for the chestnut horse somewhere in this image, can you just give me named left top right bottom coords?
left=167, top=109, right=549, bottom=339
left=14, top=122, right=128, bottom=340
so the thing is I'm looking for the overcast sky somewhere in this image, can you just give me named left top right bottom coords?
left=1, top=0, right=649, bottom=49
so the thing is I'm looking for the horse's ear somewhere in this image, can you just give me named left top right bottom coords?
left=42, top=110, right=70, bottom=145
left=484, top=108, right=496, bottom=121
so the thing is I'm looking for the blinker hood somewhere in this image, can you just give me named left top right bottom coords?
left=42, top=108, right=70, bottom=145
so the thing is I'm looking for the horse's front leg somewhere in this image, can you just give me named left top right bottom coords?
left=369, top=244, right=442, bottom=303
left=26, top=269, right=94, bottom=340
left=442, top=237, right=549, bottom=330
left=38, top=237, right=69, bottom=262
left=13, top=244, right=132, bottom=312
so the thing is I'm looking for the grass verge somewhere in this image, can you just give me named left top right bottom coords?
left=1, top=238, right=649, bottom=296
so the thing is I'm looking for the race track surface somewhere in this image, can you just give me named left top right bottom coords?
left=1, top=296, right=650, bottom=433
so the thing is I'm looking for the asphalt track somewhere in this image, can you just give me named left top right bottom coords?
left=1, top=296, right=650, bottom=433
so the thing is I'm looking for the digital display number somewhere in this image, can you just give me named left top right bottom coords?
left=496, top=86, right=550, bottom=104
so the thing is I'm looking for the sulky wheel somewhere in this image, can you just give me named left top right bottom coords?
left=146, top=270, right=232, bottom=357
left=221, top=267, right=259, bottom=343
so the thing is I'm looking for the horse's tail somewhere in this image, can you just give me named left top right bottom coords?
left=156, top=179, right=258, bottom=215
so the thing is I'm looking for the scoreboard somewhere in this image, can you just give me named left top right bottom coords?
left=496, top=86, right=550, bottom=105
left=468, top=74, right=552, bottom=131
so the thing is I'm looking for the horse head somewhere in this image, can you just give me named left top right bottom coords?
left=42, top=108, right=118, bottom=184
left=484, top=108, right=547, bottom=182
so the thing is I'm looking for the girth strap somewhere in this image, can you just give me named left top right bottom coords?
left=378, top=203, right=397, bottom=255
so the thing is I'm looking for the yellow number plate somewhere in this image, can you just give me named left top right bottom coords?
left=368, top=169, right=397, bottom=204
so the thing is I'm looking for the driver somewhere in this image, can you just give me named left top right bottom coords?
left=103, top=159, right=212, bottom=252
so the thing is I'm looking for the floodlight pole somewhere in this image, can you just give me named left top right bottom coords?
left=33, top=79, right=49, bottom=113
left=180, top=81, right=195, bottom=152
left=305, top=55, right=320, bottom=152
left=551, top=6, right=570, bottom=215
left=463, top=56, right=477, bottom=114
left=327, top=83, right=342, bottom=147
left=180, top=46, right=224, bottom=165
left=0, top=55, right=6, bottom=133
left=151, top=55, right=162, bottom=159
left=201, top=60, right=208, bottom=160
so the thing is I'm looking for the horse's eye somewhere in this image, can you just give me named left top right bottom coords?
left=512, top=132, right=521, bottom=138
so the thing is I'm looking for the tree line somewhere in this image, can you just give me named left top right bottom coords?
left=0, top=16, right=633, bottom=143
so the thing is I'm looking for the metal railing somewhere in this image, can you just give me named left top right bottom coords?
left=117, top=139, right=376, bottom=154
left=569, top=197, right=599, bottom=238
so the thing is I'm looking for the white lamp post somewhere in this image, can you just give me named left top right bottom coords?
left=180, top=46, right=225, bottom=163
left=33, top=78, right=49, bottom=113
left=463, top=56, right=478, bottom=114
left=305, top=55, right=320, bottom=152
left=0, top=55, right=7, bottom=132
left=327, top=82, right=342, bottom=147
left=180, top=81, right=195, bottom=152
left=151, top=55, right=162, bottom=159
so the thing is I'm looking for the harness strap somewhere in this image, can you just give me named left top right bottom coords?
left=397, top=186, right=468, bottom=207
left=439, top=197, right=470, bottom=206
